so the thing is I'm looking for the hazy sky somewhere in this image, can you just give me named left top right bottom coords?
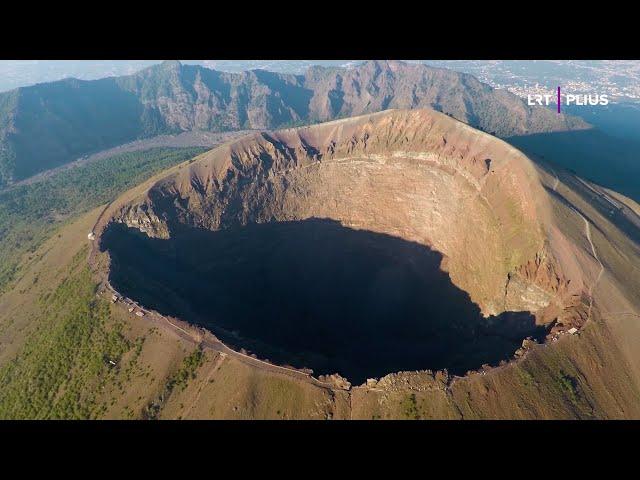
left=2, top=60, right=639, bottom=100
left=0, top=60, right=357, bottom=93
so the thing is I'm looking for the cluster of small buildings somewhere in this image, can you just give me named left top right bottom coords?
left=110, top=292, right=145, bottom=317
left=548, top=323, right=580, bottom=343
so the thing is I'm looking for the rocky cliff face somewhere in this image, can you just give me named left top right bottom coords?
left=504, top=247, right=570, bottom=312
left=0, top=60, right=589, bottom=187
left=104, top=109, right=575, bottom=318
left=117, top=60, right=588, bottom=137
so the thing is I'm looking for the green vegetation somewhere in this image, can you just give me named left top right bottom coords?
left=516, top=367, right=537, bottom=388
left=557, top=371, right=580, bottom=406
left=143, top=347, right=205, bottom=419
left=167, top=347, right=205, bottom=394
left=403, top=393, right=421, bottom=420
left=0, top=251, right=131, bottom=419
left=0, top=146, right=206, bottom=419
left=0, top=147, right=206, bottom=292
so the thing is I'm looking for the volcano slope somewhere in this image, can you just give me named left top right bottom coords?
left=86, top=108, right=640, bottom=418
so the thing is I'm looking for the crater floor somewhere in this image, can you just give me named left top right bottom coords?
left=102, top=218, right=546, bottom=383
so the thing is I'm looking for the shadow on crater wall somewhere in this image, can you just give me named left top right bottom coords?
left=101, top=218, right=545, bottom=384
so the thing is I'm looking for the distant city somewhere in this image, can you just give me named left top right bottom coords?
left=423, top=60, right=640, bottom=103
left=1, top=60, right=639, bottom=103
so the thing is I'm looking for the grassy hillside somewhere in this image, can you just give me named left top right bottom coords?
left=0, top=142, right=343, bottom=420
left=0, top=147, right=206, bottom=292
left=0, top=209, right=192, bottom=419
left=0, top=208, right=343, bottom=419
left=508, top=129, right=640, bottom=203
left=0, top=250, right=130, bottom=419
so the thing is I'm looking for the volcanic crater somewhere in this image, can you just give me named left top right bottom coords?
left=99, top=109, right=573, bottom=384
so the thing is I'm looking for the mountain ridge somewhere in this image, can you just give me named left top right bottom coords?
left=0, top=60, right=590, bottom=187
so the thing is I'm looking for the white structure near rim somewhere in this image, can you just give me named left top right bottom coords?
left=568, top=327, right=578, bottom=335
left=87, top=232, right=96, bottom=241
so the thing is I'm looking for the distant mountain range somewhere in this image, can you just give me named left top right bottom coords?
left=0, top=60, right=589, bottom=187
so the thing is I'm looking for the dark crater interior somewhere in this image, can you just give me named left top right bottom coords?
left=101, top=218, right=545, bottom=384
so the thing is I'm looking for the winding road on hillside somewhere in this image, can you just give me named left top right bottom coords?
left=100, top=281, right=345, bottom=392
left=548, top=165, right=605, bottom=320
left=181, top=352, right=228, bottom=419
left=582, top=213, right=605, bottom=319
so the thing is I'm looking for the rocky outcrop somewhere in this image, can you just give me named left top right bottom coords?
left=364, top=369, right=450, bottom=392
left=114, top=201, right=170, bottom=239
left=317, top=374, right=352, bottom=390
left=505, top=246, right=570, bottom=312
